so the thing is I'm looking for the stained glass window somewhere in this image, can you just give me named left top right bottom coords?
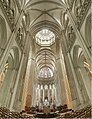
left=38, top=67, right=53, bottom=78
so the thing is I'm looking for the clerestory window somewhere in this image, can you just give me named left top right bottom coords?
left=36, top=29, right=55, bottom=46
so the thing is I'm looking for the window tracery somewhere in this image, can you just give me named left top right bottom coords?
left=38, top=67, right=53, bottom=78
left=36, top=29, right=55, bottom=46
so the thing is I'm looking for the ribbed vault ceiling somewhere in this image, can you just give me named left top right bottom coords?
left=17, top=0, right=71, bottom=80
left=19, top=0, right=68, bottom=80
left=18, top=0, right=68, bottom=33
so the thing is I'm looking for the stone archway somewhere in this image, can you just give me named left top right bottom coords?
left=0, top=16, right=7, bottom=57
left=0, top=54, right=14, bottom=107
left=85, top=14, right=91, bottom=52
left=78, top=53, right=91, bottom=100
left=0, top=46, right=20, bottom=108
left=73, top=45, right=90, bottom=105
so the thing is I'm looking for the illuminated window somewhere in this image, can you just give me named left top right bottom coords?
left=36, top=29, right=55, bottom=46
left=23, top=15, right=26, bottom=21
left=38, top=67, right=53, bottom=78
left=65, top=14, right=68, bottom=20
left=45, top=85, right=48, bottom=89
left=62, top=0, right=65, bottom=3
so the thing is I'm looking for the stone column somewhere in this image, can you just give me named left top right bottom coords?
left=67, top=8, right=90, bottom=62
left=78, top=66, right=91, bottom=101
left=68, top=53, right=84, bottom=108
left=51, top=85, right=53, bottom=104
left=56, top=38, right=63, bottom=105
left=28, top=59, right=35, bottom=107
left=36, top=88, right=38, bottom=106
left=49, top=85, right=52, bottom=103
left=0, top=68, right=13, bottom=107
left=25, top=35, right=35, bottom=107
left=0, top=10, right=24, bottom=74
left=9, top=31, right=30, bottom=111
left=43, top=87, right=44, bottom=102
left=32, top=83, right=37, bottom=106
left=56, top=58, right=65, bottom=105
left=21, top=57, right=32, bottom=110
left=54, top=87, right=57, bottom=104
left=73, top=65, right=89, bottom=104
left=0, top=48, right=4, bottom=60
left=61, top=30, right=84, bottom=109
left=44, top=87, right=46, bottom=99
left=52, top=87, right=54, bottom=104
left=39, top=86, right=41, bottom=104
left=40, top=88, right=43, bottom=104
left=9, top=54, right=24, bottom=111
left=5, top=69, right=18, bottom=108
left=48, top=86, right=50, bottom=102
left=60, top=45, right=73, bottom=108
left=25, top=95, right=32, bottom=108
left=53, top=85, right=55, bottom=102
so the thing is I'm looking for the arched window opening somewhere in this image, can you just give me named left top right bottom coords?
left=38, top=67, right=53, bottom=78
left=36, top=29, right=55, bottom=46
